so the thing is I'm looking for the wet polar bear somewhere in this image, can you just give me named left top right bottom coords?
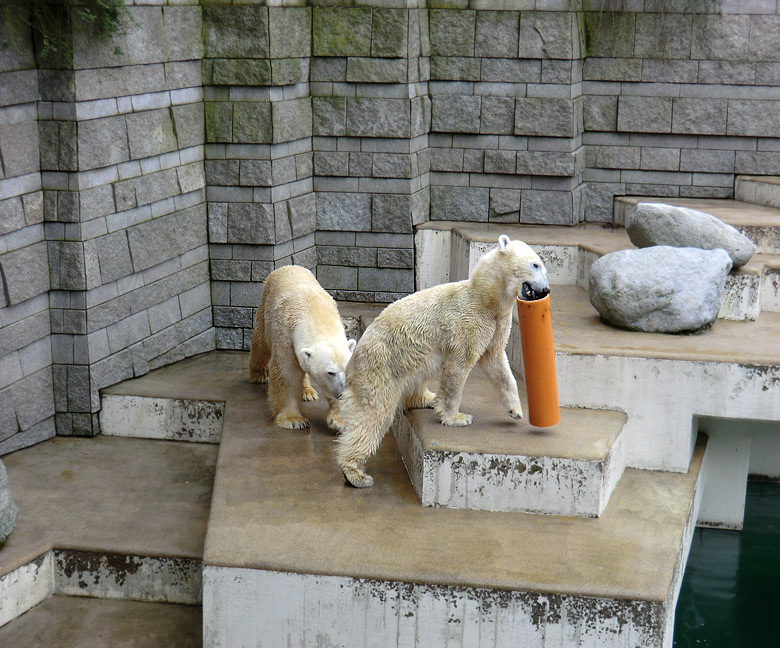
left=336, top=235, right=550, bottom=488
left=249, top=265, right=356, bottom=430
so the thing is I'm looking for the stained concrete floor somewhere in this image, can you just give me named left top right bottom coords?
left=0, top=596, right=201, bottom=647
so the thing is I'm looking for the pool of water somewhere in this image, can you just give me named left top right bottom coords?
left=674, top=482, right=780, bottom=647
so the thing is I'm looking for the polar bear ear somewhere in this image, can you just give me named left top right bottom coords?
left=498, top=234, right=511, bottom=251
left=347, top=339, right=357, bottom=353
left=301, top=348, right=314, bottom=361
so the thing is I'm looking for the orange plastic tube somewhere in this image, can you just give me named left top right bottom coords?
left=516, top=294, right=560, bottom=428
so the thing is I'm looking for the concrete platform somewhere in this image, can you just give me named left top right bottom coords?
left=393, top=366, right=628, bottom=517
left=0, top=435, right=216, bottom=626
left=0, top=596, right=201, bottom=647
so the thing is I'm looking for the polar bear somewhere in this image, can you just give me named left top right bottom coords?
left=249, top=265, right=356, bottom=430
left=336, top=235, right=550, bottom=488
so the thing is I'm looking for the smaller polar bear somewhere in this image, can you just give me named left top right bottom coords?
left=249, top=265, right=356, bottom=430
left=336, top=235, right=550, bottom=488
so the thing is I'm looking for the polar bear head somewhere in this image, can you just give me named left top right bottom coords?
left=473, top=235, right=550, bottom=303
left=299, top=338, right=357, bottom=399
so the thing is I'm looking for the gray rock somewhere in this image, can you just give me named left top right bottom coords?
left=627, top=202, right=756, bottom=268
left=589, top=246, right=732, bottom=334
left=1, top=458, right=18, bottom=547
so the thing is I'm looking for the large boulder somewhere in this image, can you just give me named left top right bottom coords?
left=626, top=202, right=756, bottom=267
left=0, top=459, right=17, bottom=547
left=589, top=246, right=732, bottom=333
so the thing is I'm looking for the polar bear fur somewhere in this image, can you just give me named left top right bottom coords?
left=249, top=265, right=356, bottom=430
left=336, top=235, right=550, bottom=488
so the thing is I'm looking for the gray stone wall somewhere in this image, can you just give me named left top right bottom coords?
left=0, top=16, right=53, bottom=455
left=1, top=0, right=780, bottom=453
left=582, top=0, right=780, bottom=221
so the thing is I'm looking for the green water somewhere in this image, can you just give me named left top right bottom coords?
left=674, top=482, right=780, bottom=647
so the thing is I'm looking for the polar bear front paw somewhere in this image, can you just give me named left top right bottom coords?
left=326, top=411, right=343, bottom=432
left=441, top=412, right=474, bottom=427
left=343, top=466, right=374, bottom=488
left=508, top=404, right=523, bottom=420
left=275, top=414, right=310, bottom=429
left=301, top=386, right=318, bottom=401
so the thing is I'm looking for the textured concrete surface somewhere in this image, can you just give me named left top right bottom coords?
left=0, top=596, right=201, bottom=647
left=0, top=435, right=217, bottom=579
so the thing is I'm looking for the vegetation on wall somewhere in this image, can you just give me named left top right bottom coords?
left=1, top=0, right=130, bottom=64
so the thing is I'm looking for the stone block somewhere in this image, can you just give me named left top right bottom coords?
left=240, top=160, right=273, bottom=187
left=489, top=188, right=522, bottom=222
left=317, top=245, right=377, bottom=267
left=211, top=260, right=251, bottom=282
left=212, top=59, right=272, bottom=86
left=464, top=149, right=485, bottom=172
left=515, top=98, right=577, bottom=138
left=431, top=148, right=463, bottom=172
left=314, top=151, right=350, bottom=177
left=317, top=265, right=358, bottom=291
left=697, top=61, right=756, bottom=85
left=126, top=109, right=178, bottom=160
left=0, top=242, right=49, bottom=305
left=0, top=121, right=38, bottom=178
left=272, top=98, right=312, bottom=143
left=350, top=152, right=373, bottom=177
left=127, top=214, right=179, bottom=272
left=634, top=13, right=692, bottom=59
left=584, top=95, right=617, bottom=131
left=640, top=148, right=680, bottom=172
left=227, top=203, right=275, bottom=245
left=272, top=157, right=297, bottom=186
left=430, top=186, right=489, bottom=221
left=672, top=98, right=727, bottom=136
left=749, top=13, right=780, bottom=60
left=373, top=153, right=412, bottom=179
left=691, top=15, right=750, bottom=61
left=481, top=58, right=540, bottom=83
left=269, top=7, right=312, bottom=59
left=208, top=203, right=227, bottom=243
left=313, top=8, right=372, bottom=57
left=77, top=116, right=129, bottom=170
left=288, top=193, right=316, bottom=239
left=582, top=181, right=624, bottom=223
left=484, top=150, right=516, bottom=174
left=347, top=58, right=408, bottom=84
left=11, top=368, right=54, bottom=430
left=679, top=149, right=735, bottom=174
left=521, top=190, right=576, bottom=225
left=310, top=58, right=347, bottom=83
left=107, top=311, right=151, bottom=355
left=480, top=97, right=515, bottom=134
left=163, top=6, right=203, bottom=61
left=583, top=11, right=634, bottom=59
left=756, top=62, right=780, bottom=86
left=206, top=160, right=240, bottom=186
left=272, top=59, right=310, bottom=86
left=735, top=151, right=780, bottom=175
left=358, top=267, right=413, bottom=294
left=431, top=96, right=481, bottom=134
left=205, top=102, right=233, bottom=143
left=203, top=5, right=269, bottom=59
left=312, top=97, right=346, bottom=137
left=49, top=241, right=85, bottom=291
left=149, top=296, right=182, bottom=334
left=233, top=102, right=272, bottom=144
left=519, top=11, right=578, bottom=60
left=96, top=231, right=133, bottom=284
left=475, top=11, right=519, bottom=58
left=430, top=57, right=480, bottom=82
left=0, top=197, right=25, bottom=236
left=80, top=185, right=114, bottom=221
left=727, top=100, right=780, bottom=138
left=377, top=248, right=414, bottom=269
left=317, top=192, right=372, bottom=231
left=517, top=151, right=579, bottom=176
left=429, top=9, right=476, bottom=57
left=372, top=194, right=413, bottom=233
left=372, top=9, right=408, bottom=58
left=346, top=98, right=410, bottom=138
left=617, top=97, right=672, bottom=134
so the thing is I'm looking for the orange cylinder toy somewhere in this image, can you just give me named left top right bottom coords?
left=516, top=294, right=560, bottom=427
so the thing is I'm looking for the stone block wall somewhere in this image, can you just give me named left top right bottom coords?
left=582, top=0, right=780, bottom=221
left=0, top=18, right=53, bottom=455
left=203, top=3, right=316, bottom=351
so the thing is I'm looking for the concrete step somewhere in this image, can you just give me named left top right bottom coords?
left=416, top=221, right=778, bottom=321
left=392, top=366, right=627, bottom=517
left=735, top=175, right=780, bottom=211
left=0, top=436, right=215, bottom=628
left=0, top=596, right=201, bottom=648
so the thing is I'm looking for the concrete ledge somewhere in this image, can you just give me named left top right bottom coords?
left=392, top=367, right=627, bottom=517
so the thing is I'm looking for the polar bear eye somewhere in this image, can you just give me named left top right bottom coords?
left=328, top=370, right=337, bottom=376
left=532, top=263, right=541, bottom=270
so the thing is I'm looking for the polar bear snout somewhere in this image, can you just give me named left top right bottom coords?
left=521, top=282, right=550, bottom=301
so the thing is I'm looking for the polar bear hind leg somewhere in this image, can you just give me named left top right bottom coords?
left=249, top=302, right=270, bottom=384
left=268, top=353, right=310, bottom=429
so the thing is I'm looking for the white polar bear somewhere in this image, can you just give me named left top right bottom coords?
left=249, top=265, right=356, bottom=430
left=336, top=235, right=550, bottom=488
